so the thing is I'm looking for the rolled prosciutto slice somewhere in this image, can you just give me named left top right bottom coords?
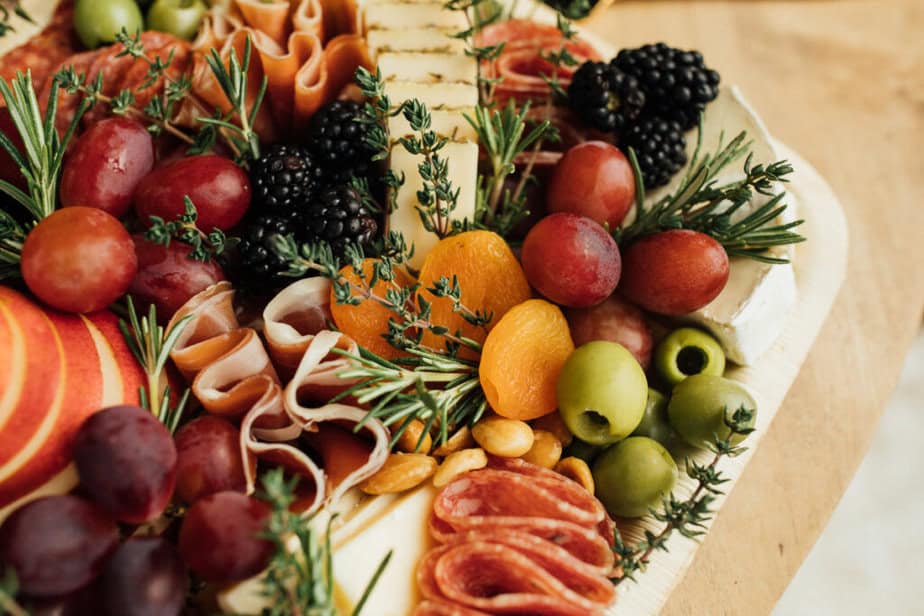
left=417, top=456, right=617, bottom=615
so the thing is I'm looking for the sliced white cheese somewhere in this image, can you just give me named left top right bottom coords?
left=387, top=141, right=479, bottom=270
left=388, top=107, right=477, bottom=142
left=384, top=80, right=479, bottom=110
left=378, top=52, right=478, bottom=85
left=364, top=3, right=468, bottom=32
left=332, top=484, right=437, bottom=615
left=367, top=29, right=466, bottom=58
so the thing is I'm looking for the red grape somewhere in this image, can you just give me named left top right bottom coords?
left=0, top=495, right=118, bottom=597
left=60, top=117, right=155, bottom=218
left=546, top=141, right=635, bottom=229
left=128, top=234, right=225, bottom=321
left=566, top=295, right=653, bottom=369
left=619, top=230, right=729, bottom=315
left=174, top=416, right=246, bottom=504
left=99, top=537, right=187, bottom=616
left=134, top=155, right=251, bottom=231
left=20, top=207, right=137, bottom=314
left=178, top=491, right=273, bottom=583
left=73, top=405, right=177, bottom=524
left=520, top=212, right=621, bottom=308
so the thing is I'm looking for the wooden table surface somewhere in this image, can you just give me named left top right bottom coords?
left=587, top=1, right=924, bottom=613
left=2, top=0, right=923, bottom=614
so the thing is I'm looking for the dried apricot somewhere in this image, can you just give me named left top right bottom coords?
left=417, top=231, right=531, bottom=357
left=479, top=299, right=575, bottom=421
left=330, top=258, right=413, bottom=360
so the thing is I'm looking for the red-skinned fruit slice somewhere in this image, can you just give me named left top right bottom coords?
left=134, top=154, right=252, bottom=232
left=0, top=495, right=118, bottom=597
left=619, top=229, right=730, bottom=315
left=60, top=116, right=155, bottom=218
left=73, top=405, right=178, bottom=524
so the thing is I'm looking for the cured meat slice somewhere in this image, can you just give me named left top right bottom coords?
left=236, top=0, right=294, bottom=46
left=415, top=600, right=492, bottom=616
left=293, top=0, right=325, bottom=41
left=0, top=0, right=78, bottom=93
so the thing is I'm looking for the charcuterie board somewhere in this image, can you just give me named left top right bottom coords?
left=0, top=0, right=848, bottom=614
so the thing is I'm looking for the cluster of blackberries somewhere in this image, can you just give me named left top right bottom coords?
left=568, top=43, right=720, bottom=188
left=233, top=101, right=380, bottom=290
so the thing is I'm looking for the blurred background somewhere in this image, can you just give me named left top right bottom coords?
left=775, top=330, right=924, bottom=615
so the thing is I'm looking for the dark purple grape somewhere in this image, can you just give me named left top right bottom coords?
left=73, top=405, right=178, bottom=523
left=174, top=416, right=246, bottom=504
left=178, top=491, right=273, bottom=583
left=99, top=537, right=187, bottom=616
left=0, top=495, right=118, bottom=597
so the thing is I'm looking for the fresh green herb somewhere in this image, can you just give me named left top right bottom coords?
left=118, top=297, right=193, bottom=434
left=145, top=196, right=233, bottom=262
left=0, top=565, right=26, bottom=616
left=545, top=0, right=596, bottom=21
left=611, top=406, right=755, bottom=583
left=540, top=14, right=580, bottom=99
left=199, top=37, right=267, bottom=166
left=354, top=66, right=405, bottom=214
left=469, top=100, right=553, bottom=236
left=0, top=1, right=32, bottom=38
left=258, top=468, right=392, bottom=616
left=617, top=126, right=805, bottom=263
left=0, top=71, right=91, bottom=275
left=272, top=233, right=490, bottom=449
left=445, top=0, right=506, bottom=106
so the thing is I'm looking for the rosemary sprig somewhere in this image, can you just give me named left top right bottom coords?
left=200, top=37, right=267, bottom=166
left=0, top=566, right=26, bottom=616
left=144, top=196, right=233, bottom=262
left=118, top=297, right=193, bottom=434
left=258, top=469, right=392, bottom=616
left=617, top=126, right=806, bottom=263
left=0, top=1, right=31, bottom=38
left=612, top=406, right=755, bottom=583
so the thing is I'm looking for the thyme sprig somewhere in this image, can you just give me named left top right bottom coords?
left=355, top=66, right=404, bottom=213
left=118, top=297, right=193, bottom=434
left=0, top=566, right=26, bottom=616
left=258, top=469, right=392, bottom=616
left=445, top=0, right=505, bottom=106
left=612, top=406, right=755, bottom=583
left=617, top=126, right=805, bottom=263
left=0, top=1, right=31, bottom=38
left=0, top=72, right=90, bottom=274
left=145, top=196, right=233, bottom=262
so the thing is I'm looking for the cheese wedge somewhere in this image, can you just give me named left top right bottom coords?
left=367, top=28, right=466, bottom=58
left=364, top=3, right=468, bottom=31
left=387, top=141, right=479, bottom=270
left=378, top=52, right=478, bottom=85
left=388, top=107, right=477, bottom=142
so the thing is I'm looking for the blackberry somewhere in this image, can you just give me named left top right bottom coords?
left=304, top=185, right=378, bottom=254
left=308, top=100, right=377, bottom=184
left=250, top=144, right=323, bottom=211
left=620, top=117, right=688, bottom=189
left=567, top=61, right=645, bottom=133
left=233, top=212, right=305, bottom=290
left=612, top=43, right=720, bottom=130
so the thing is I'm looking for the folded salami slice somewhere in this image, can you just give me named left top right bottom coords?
left=415, top=600, right=492, bottom=616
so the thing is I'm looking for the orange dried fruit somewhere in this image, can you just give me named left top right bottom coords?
left=417, top=230, right=531, bottom=357
left=479, top=299, right=575, bottom=421
left=330, top=258, right=413, bottom=360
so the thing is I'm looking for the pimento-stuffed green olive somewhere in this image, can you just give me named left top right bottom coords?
left=631, top=388, right=681, bottom=449
left=74, top=0, right=144, bottom=49
left=667, top=374, right=757, bottom=450
left=556, top=341, right=647, bottom=446
left=654, top=327, right=726, bottom=386
left=592, top=436, right=677, bottom=518
left=146, top=0, right=208, bottom=41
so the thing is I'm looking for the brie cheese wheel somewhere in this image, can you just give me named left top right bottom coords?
left=378, top=52, right=478, bottom=85
left=367, top=29, right=466, bottom=58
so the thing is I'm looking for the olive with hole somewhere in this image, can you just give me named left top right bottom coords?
left=654, top=327, right=726, bottom=386
left=592, top=436, right=677, bottom=518
left=556, top=341, right=648, bottom=446
left=667, top=374, right=757, bottom=449
left=631, top=388, right=681, bottom=449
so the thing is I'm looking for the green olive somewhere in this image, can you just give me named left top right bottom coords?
left=74, top=0, right=144, bottom=49
left=667, top=374, right=757, bottom=450
left=147, top=0, right=208, bottom=41
left=592, top=436, right=676, bottom=518
left=631, top=388, right=681, bottom=449
left=654, top=327, right=726, bottom=387
left=562, top=438, right=602, bottom=465
left=556, top=341, right=648, bottom=446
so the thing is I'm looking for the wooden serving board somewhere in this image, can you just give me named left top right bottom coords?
left=0, top=3, right=849, bottom=615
